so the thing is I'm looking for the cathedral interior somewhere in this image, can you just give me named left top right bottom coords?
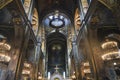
left=0, top=0, right=120, bottom=80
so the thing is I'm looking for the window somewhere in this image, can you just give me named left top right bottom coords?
left=74, top=8, right=81, bottom=35
left=81, top=0, right=89, bottom=14
left=23, top=0, right=31, bottom=14
left=32, top=8, right=39, bottom=35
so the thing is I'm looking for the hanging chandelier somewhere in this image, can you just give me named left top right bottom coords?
left=101, top=51, right=120, bottom=60
left=101, top=40, right=120, bottom=60
left=0, top=39, right=11, bottom=63
left=101, top=41, right=118, bottom=49
left=22, top=62, right=32, bottom=76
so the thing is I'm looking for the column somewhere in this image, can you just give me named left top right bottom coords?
left=34, top=42, right=42, bottom=80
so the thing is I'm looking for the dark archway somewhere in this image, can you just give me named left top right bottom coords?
left=46, top=32, right=67, bottom=74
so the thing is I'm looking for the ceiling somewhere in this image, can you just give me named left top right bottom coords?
left=36, top=0, right=77, bottom=22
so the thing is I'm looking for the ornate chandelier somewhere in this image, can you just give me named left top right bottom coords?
left=0, top=38, right=11, bottom=64
left=22, top=62, right=32, bottom=76
left=101, top=41, right=120, bottom=60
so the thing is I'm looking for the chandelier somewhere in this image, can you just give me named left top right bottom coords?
left=101, top=41, right=120, bottom=60
left=101, top=41, right=118, bottom=50
left=22, top=62, right=32, bottom=76
left=101, top=51, right=120, bottom=60
left=0, top=38, right=11, bottom=64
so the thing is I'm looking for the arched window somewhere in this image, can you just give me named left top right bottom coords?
left=32, top=8, right=39, bottom=35
left=23, top=0, right=32, bottom=14
left=74, top=8, right=81, bottom=35
left=81, top=0, right=89, bottom=14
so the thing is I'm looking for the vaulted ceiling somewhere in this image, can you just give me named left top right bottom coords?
left=36, top=0, right=77, bottom=21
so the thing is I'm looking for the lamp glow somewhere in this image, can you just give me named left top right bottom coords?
left=101, top=52, right=120, bottom=60
left=101, top=41, right=117, bottom=49
left=22, top=69, right=30, bottom=75
left=38, top=76, right=42, bottom=79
